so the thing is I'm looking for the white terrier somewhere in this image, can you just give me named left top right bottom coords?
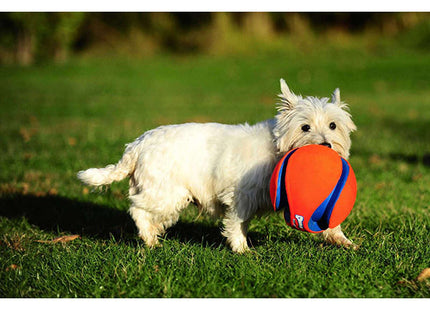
left=78, top=79, right=357, bottom=253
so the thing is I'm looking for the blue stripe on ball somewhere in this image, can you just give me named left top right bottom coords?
left=308, top=157, right=350, bottom=232
left=275, top=149, right=298, bottom=212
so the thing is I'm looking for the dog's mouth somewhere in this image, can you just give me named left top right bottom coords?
left=287, top=141, right=345, bottom=158
left=319, top=142, right=332, bottom=149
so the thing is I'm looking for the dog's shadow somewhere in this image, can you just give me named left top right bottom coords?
left=0, top=194, right=136, bottom=240
left=0, top=194, right=242, bottom=248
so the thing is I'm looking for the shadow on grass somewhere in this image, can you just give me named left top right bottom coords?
left=389, top=153, right=430, bottom=166
left=0, top=194, right=240, bottom=249
left=165, top=221, right=226, bottom=249
left=384, top=118, right=430, bottom=167
left=382, top=118, right=430, bottom=146
left=0, top=194, right=136, bottom=240
left=352, top=117, right=430, bottom=166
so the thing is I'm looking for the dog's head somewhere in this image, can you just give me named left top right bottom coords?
left=273, top=79, right=356, bottom=159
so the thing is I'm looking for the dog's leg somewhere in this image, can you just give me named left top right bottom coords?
left=129, top=206, right=163, bottom=247
left=222, top=212, right=250, bottom=253
left=128, top=185, right=190, bottom=248
left=322, top=224, right=357, bottom=249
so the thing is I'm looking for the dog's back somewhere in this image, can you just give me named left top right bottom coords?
left=78, top=121, right=276, bottom=210
left=77, top=121, right=277, bottom=252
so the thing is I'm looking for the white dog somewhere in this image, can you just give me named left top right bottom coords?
left=78, top=79, right=357, bottom=253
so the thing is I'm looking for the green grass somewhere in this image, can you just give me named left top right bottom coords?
left=1, top=47, right=429, bottom=297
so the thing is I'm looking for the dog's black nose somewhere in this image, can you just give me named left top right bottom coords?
left=320, top=142, right=332, bottom=148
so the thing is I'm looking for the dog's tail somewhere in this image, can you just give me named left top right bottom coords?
left=77, top=141, right=139, bottom=187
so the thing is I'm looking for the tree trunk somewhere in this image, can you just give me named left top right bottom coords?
left=16, top=28, right=33, bottom=65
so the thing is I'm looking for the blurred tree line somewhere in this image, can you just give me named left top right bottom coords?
left=0, top=12, right=429, bottom=65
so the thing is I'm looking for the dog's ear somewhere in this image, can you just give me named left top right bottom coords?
left=332, top=88, right=357, bottom=132
left=277, top=79, right=298, bottom=111
left=331, top=88, right=341, bottom=105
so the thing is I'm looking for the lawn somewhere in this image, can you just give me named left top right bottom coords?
left=0, top=47, right=429, bottom=297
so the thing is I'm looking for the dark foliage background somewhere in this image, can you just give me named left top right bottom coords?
left=1, top=12, right=429, bottom=65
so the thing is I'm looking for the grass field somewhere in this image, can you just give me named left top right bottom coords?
left=0, top=46, right=429, bottom=297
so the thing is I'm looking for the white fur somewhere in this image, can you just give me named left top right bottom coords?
left=77, top=79, right=357, bottom=253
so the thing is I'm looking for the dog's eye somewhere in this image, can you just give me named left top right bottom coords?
left=329, top=122, right=336, bottom=130
left=301, top=124, right=311, bottom=132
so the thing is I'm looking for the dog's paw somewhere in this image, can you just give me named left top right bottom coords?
left=336, top=237, right=359, bottom=250
left=343, top=240, right=359, bottom=250
left=232, top=246, right=250, bottom=254
left=230, top=241, right=251, bottom=254
left=323, top=233, right=358, bottom=250
left=140, top=235, right=162, bottom=249
left=149, top=242, right=163, bottom=249
left=321, top=226, right=358, bottom=250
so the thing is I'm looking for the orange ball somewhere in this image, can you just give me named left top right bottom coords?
left=270, top=144, right=357, bottom=233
